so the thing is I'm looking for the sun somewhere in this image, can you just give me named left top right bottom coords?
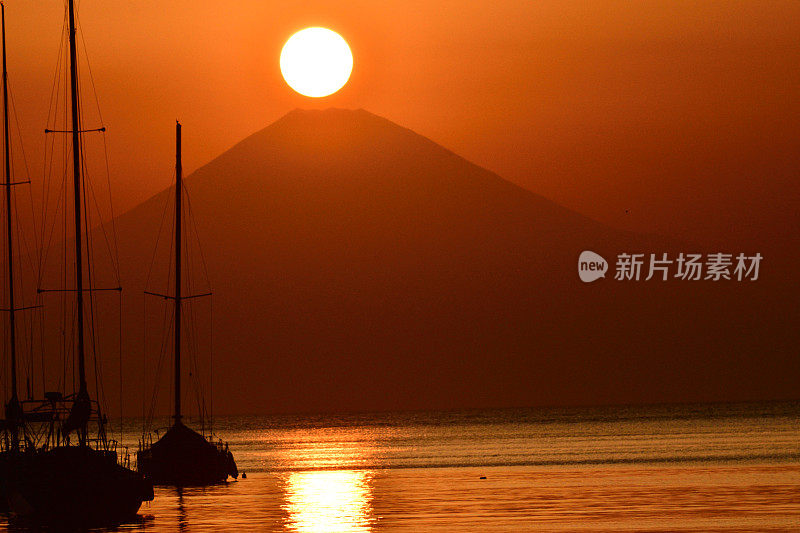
left=280, top=28, right=353, bottom=98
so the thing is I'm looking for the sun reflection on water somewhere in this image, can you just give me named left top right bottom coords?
left=282, top=470, right=375, bottom=532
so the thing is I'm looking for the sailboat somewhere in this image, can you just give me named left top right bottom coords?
left=3, top=0, right=153, bottom=524
left=136, top=122, right=238, bottom=486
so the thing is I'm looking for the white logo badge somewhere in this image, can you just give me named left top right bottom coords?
left=578, top=251, right=608, bottom=282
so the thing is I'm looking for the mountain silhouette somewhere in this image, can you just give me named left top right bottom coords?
left=101, top=108, right=797, bottom=415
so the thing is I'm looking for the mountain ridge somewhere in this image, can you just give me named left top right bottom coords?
left=86, top=108, right=798, bottom=416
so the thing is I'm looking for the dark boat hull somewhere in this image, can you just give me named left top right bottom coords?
left=6, top=446, right=154, bottom=526
left=138, top=423, right=237, bottom=486
left=0, top=450, right=12, bottom=512
left=138, top=448, right=234, bottom=486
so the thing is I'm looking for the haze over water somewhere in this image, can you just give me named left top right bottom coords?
left=3, top=401, right=796, bottom=532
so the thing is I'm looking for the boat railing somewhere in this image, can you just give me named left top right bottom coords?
left=206, top=433, right=232, bottom=453
left=138, top=423, right=230, bottom=449
left=138, top=426, right=177, bottom=452
left=118, top=444, right=132, bottom=469
left=137, top=429, right=231, bottom=454
left=138, top=427, right=169, bottom=451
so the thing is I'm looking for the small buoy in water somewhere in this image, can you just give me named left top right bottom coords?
left=479, top=476, right=487, bottom=480
left=242, top=472, right=247, bottom=479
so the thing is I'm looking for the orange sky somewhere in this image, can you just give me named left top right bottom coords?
left=5, top=0, right=800, bottom=254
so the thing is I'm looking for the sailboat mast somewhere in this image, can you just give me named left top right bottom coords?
left=2, top=2, right=18, bottom=403
left=174, top=121, right=182, bottom=423
left=67, top=0, right=87, bottom=395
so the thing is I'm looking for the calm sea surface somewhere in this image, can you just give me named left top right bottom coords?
left=1, top=401, right=798, bottom=532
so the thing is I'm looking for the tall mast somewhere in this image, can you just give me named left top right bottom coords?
left=174, top=121, right=182, bottom=423
left=67, top=0, right=87, bottom=396
left=2, top=2, right=18, bottom=405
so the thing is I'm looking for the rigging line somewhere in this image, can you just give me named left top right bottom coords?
left=37, top=58, right=63, bottom=286
left=8, top=87, right=31, bottom=184
left=100, top=135, right=121, bottom=282
left=8, top=87, right=31, bottom=185
left=38, top=25, right=66, bottom=289
left=188, top=266, right=208, bottom=421
left=37, top=165, right=68, bottom=292
left=180, top=197, right=202, bottom=420
left=9, top=175, right=36, bottom=394
left=9, top=87, right=39, bottom=288
left=39, top=287, right=121, bottom=293
left=76, top=6, right=105, bottom=129
left=147, top=305, right=172, bottom=429
left=59, top=148, right=68, bottom=394
left=154, top=191, right=176, bottom=420
left=181, top=194, right=198, bottom=418
left=141, top=297, right=147, bottom=437
left=184, top=295, right=203, bottom=420
left=10, top=178, right=37, bottom=318
left=82, top=142, right=119, bottom=288
left=144, top=169, right=175, bottom=292
left=168, top=184, right=175, bottom=295
left=197, top=326, right=208, bottom=426
left=37, top=291, right=44, bottom=398
left=144, top=171, right=177, bottom=287
left=8, top=111, right=40, bottom=358
left=43, top=8, right=66, bottom=138
left=2, top=300, right=6, bottom=399
left=37, top=140, right=55, bottom=290
left=183, top=187, right=212, bottom=287
left=146, top=184, right=177, bottom=429
left=60, top=96, right=68, bottom=395
left=39, top=39, right=70, bottom=293
left=151, top=315, right=167, bottom=429
left=61, top=286, right=79, bottom=396
left=6, top=78, right=43, bottom=398
left=143, top=172, right=179, bottom=429
left=7, top=191, right=23, bottom=300
left=118, top=290, right=122, bottom=437
left=81, top=180, right=105, bottom=412
left=1, top=196, right=6, bottom=325
left=146, top=285, right=172, bottom=428
left=80, top=148, right=108, bottom=418
left=189, top=299, right=207, bottom=422
left=209, top=297, right=213, bottom=435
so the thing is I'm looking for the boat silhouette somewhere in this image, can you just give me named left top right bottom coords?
left=137, top=122, right=238, bottom=486
left=2, top=0, right=153, bottom=524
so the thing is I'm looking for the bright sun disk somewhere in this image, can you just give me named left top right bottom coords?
left=280, top=27, right=353, bottom=98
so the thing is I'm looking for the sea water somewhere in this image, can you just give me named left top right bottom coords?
left=1, top=401, right=798, bottom=531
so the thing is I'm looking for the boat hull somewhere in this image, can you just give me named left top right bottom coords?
left=5, top=446, right=154, bottom=526
left=0, top=450, right=13, bottom=512
left=138, top=423, right=237, bottom=486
